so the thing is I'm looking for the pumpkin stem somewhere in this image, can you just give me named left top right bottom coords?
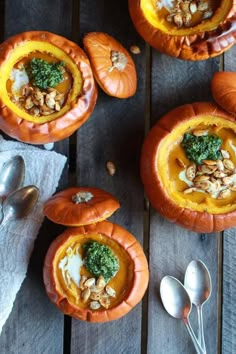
left=109, top=50, right=127, bottom=72
left=72, top=191, right=93, bottom=203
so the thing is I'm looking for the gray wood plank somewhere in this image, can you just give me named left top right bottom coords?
left=222, top=44, right=236, bottom=354
left=0, top=0, right=73, bottom=352
left=147, top=52, right=221, bottom=354
left=71, top=1, right=147, bottom=353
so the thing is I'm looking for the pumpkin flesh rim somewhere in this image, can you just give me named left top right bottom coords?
left=141, top=0, right=232, bottom=35
left=43, top=222, right=149, bottom=322
left=0, top=40, right=83, bottom=124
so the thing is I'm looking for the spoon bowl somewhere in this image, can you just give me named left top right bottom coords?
left=0, top=155, right=25, bottom=199
left=0, top=185, right=39, bottom=225
left=184, top=260, right=212, bottom=352
left=160, top=275, right=206, bottom=354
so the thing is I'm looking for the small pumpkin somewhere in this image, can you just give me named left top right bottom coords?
left=140, top=101, right=236, bottom=233
left=128, top=0, right=236, bottom=60
left=0, top=31, right=97, bottom=144
left=43, top=187, right=120, bottom=226
left=43, top=222, right=149, bottom=322
left=83, top=32, right=137, bottom=98
left=211, top=72, right=236, bottom=116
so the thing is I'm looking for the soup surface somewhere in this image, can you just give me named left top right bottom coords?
left=158, top=116, right=236, bottom=214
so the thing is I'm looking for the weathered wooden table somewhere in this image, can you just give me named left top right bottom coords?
left=0, top=1, right=235, bottom=353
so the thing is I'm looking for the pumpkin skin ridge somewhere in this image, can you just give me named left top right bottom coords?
left=83, top=32, right=137, bottom=98
left=212, top=72, right=236, bottom=115
left=43, top=221, right=149, bottom=322
left=140, top=101, right=236, bottom=233
left=128, top=1, right=236, bottom=60
left=0, top=31, right=98, bottom=144
left=43, top=187, right=120, bottom=226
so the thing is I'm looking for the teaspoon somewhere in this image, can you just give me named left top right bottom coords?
left=160, top=275, right=206, bottom=354
left=0, top=155, right=25, bottom=200
left=184, top=260, right=212, bottom=353
left=0, top=185, right=39, bottom=226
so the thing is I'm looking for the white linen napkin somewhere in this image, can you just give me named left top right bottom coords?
left=0, top=135, right=67, bottom=334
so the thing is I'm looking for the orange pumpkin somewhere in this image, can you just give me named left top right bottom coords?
left=0, top=31, right=97, bottom=144
left=128, top=0, right=236, bottom=60
left=43, top=187, right=120, bottom=226
left=83, top=32, right=137, bottom=98
left=43, top=221, right=149, bottom=322
left=212, top=72, right=236, bottom=116
left=140, top=101, right=236, bottom=233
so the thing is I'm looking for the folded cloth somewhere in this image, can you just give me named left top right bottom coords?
left=0, top=135, right=67, bottom=335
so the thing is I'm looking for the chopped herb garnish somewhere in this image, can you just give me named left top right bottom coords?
left=83, top=241, right=119, bottom=283
left=181, top=132, right=222, bottom=165
left=26, top=58, right=64, bottom=90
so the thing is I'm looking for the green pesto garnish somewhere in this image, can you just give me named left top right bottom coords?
left=83, top=241, right=119, bottom=283
left=26, top=58, right=64, bottom=90
left=181, top=132, right=222, bottom=165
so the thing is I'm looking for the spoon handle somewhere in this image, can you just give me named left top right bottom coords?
left=197, top=305, right=206, bottom=353
left=184, top=318, right=206, bottom=354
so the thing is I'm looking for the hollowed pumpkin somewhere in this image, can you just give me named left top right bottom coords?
left=140, top=101, right=236, bottom=233
left=128, top=0, right=236, bottom=60
left=83, top=32, right=137, bottom=98
left=43, top=221, right=149, bottom=322
left=43, top=187, right=120, bottom=226
left=0, top=31, right=97, bottom=144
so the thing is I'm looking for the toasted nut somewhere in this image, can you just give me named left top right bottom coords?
left=192, top=128, right=208, bottom=136
left=223, top=159, right=235, bottom=171
left=173, top=13, right=183, bottom=28
left=106, top=161, right=116, bottom=176
left=96, top=276, right=106, bottom=289
left=217, top=189, right=231, bottom=199
left=221, top=150, right=230, bottom=159
left=105, top=285, right=116, bottom=298
left=180, top=2, right=189, bottom=12
left=202, top=9, right=213, bottom=20
left=198, top=1, right=209, bottom=11
left=90, top=301, right=101, bottom=310
left=176, top=157, right=186, bottom=168
left=90, top=292, right=101, bottom=301
left=29, top=107, right=40, bottom=116
left=183, top=12, right=192, bottom=27
left=189, top=1, right=197, bottom=14
left=99, top=296, right=110, bottom=309
left=79, top=275, right=88, bottom=290
left=166, top=14, right=174, bottom=23
left=213, top=171, right=227, bottom=178
left=130, top=45, right=141, bottom=54
left=40, top=104, right=54, bottom=116
left=203, top=160, right=217, bottom=166
left=216, top=160, right=224, bottom=171
left=198, top=165, right=217, bottom=174
left=222, top=176, right=234, bottom=186
left=186, top=163, right=196, bottom=181
left=55, top=102, right=61, bottom=111
left=183, top=187, right=197, bottom=194
left=24, top=96, right=34, bottom=110
left=81, top=288, right=91, bottom=302
left=230, top=184, right=236, bottom=191
left=194, top=175, right=210, bottom=182
left=84, top=278, right=96, bottom=288
left=194, top=180, right=212, bottom=191
left=45, top=93, right=55, bottom=109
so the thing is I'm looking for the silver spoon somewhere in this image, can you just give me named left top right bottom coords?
left=0, top=185, right=39, bottom=226
left=0, top=155, right=25, bottom=200
left=184, top=260, right=212, bottom=353
left=160, top=275, right=206, bottom=354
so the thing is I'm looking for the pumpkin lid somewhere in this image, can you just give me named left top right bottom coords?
left=83, top=32, right=137, bottom=98
left=43, top=187, right=120, bottom=226
left=211, top=72, right=236, bottom=116
left=43, top=221, right=149, bottom=322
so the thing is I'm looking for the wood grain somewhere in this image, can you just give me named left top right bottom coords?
left=222, top=44, right=236, bottom=354
left=70, top=0, right=147, bottom=353
left=147, top=51, right=221, bottom=354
